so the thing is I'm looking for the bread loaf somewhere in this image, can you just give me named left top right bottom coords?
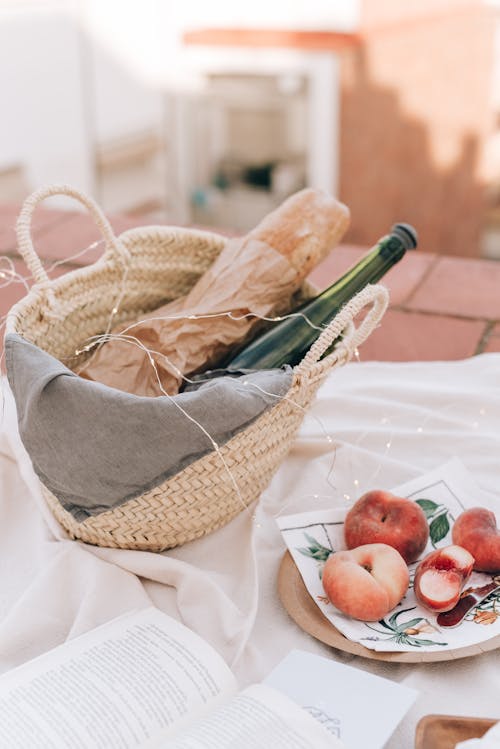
left=250, top=188, right=350, bottom=276
left=78, top=189, right=350, bottom=396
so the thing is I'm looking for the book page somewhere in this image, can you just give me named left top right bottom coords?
left=155, top=684, right=342, bottom=749
left=264, top=650, right=418, bottom=749
left=0, top=607, right=236, bottom=748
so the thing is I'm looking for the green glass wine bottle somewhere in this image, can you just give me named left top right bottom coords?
left=224, top=223, right=417, bottom=371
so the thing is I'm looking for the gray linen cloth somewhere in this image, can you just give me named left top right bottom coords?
left=5, top=333, right=292, bottom=521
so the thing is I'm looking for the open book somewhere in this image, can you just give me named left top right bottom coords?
left=0, top=608, right=417, bottom=748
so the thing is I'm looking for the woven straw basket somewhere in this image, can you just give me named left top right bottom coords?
left=6, top=185, right=389, bottom=552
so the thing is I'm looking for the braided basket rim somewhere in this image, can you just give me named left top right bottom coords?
left=6, top=222, right=387, bottom=550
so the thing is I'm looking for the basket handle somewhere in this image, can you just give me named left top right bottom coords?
left=294, top=284, right=389, bottom=377
left=16, top=184, right=131, bottom=300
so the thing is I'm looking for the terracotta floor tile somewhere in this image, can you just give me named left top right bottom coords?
left=483, top=337, right=500, bottom=353
left=406, top=256, right=500, bottom=319
left=32, top=212, right=150, bottom=264
left=191, top=223, right=239, bottom=238
left=0, top=258, right=33, bottom=318
left=356, top=309, right=486, bottom=362
left=0, top=205, right=22, bottom=254
left=307, top=245, right=364, bottom=289
left=1, top=202, right=498, bottom=365
left=0, top=257, right=71, bottom=319
left=482, top=323, right=500, bottom=353
left=308, top=244, right=436, bottom=306
left=111, top=214, right=153, bottom=235
left=0, top=204, right=70, bottom=254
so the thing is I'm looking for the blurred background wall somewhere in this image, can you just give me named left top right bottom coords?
left=340, top=1, right=496, bottom=257
left=0, top=0, right=499, bottom=256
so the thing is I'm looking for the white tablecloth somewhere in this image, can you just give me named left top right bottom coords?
left=1, top=354, right=500, bottom=748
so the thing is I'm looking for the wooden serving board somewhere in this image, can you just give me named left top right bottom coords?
left=277, top=551, right=500, bottom=663
left=415, top=714, right=497, bottom=748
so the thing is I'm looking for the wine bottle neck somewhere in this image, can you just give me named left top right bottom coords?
left=315, top=234, right=406, bottom=306
left=222, top=223, right=416, bottom=372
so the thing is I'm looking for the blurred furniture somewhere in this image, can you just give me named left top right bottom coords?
left=0, top=2, right=498, bottom=253
left=174, top=32, right=356, bottom=229
left=94, top=130, right=165, bottom=216
left=182, top=4, right=498, bottom=256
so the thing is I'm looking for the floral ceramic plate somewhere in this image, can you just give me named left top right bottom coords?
left=278, top=551, right=500, bottom=663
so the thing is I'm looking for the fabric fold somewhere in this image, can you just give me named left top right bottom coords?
left=5, top=333, right=292, bottom=520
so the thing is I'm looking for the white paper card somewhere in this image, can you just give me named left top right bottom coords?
left=277, top=458, right=500, bottom=652
left=264, top=650, right=418, bottom=749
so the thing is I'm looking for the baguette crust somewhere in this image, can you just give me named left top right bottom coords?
left=250, top=188, right=350, bottom=278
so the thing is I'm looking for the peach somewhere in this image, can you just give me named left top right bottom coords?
left=452, top=507, right=500, bottom=573
left=414, top=545, right=474, bottom=613
left=344, top=490, right=429, bottom=563
left=322, top=543, right=410, bottom=621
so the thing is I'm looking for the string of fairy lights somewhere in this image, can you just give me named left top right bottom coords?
left=0, top=238, right=490, bottom=527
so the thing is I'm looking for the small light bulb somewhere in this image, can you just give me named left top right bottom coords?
left=252, top=514, right=260, bottom=527
left=386, top=441, right=392, bottom=449
left=417, top=426, right=423, bottom=433
left=111, top=307, right=118, bottom=315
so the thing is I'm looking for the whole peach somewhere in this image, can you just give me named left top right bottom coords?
left=452, top=507, right=500, bottom=573
left=344, top=490, right=429, bottom=564
left=322, top=543, right=410, bottom=621
left=414, top=544, right=474, bottom=612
